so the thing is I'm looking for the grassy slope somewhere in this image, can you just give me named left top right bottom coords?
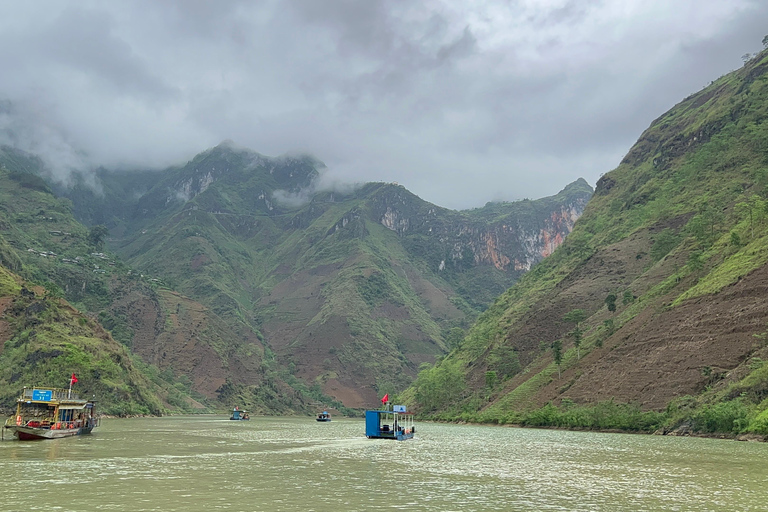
left=112, top=167, right=591, bottom=404
left=0, top=260, right=171, bottom=416
left=408, top=50, right=768, bottom=436
left=0, top=136, right=592, bottom=410
left=0, top=166, right=315, bottom=415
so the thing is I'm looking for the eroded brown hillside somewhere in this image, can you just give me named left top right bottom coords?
left=495, top=221, right=768, bottom=411
left=106, top=278, right=289, bottom=407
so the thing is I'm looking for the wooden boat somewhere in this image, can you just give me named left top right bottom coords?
left=316, top=411, right=331, bottom=422
left=365, top=405, right=414, bottom=440
left=230, top=407, right=250, bottom=420
left=3, top=386, right=98, bottom=441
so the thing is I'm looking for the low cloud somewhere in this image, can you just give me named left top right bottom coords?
left=1, top=1, right=766, bottom=209
left=272, top=172, right=365, bottom=208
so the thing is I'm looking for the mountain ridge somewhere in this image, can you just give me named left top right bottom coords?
left=408, top=48, right=768, bottom=437
left=0, top=141, right=591, bottom=408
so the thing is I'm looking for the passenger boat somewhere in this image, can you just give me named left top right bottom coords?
left=3, top=386, right=98, bottom=441
left=316, top=411, right=331, bottom=422
left=365, top=404, right=415, bottom=441
left=230, top=407, right=250, bottom=420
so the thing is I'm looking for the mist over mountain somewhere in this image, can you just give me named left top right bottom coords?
left=0, top=139, right=591, bottom=410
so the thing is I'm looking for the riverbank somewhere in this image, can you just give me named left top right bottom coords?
left=420, top=397, right=768, bottom=441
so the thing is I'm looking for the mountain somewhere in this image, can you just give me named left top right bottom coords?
left=0, top=250, right=171, bottom=416
left=409, top=49, right=768, bottom=436
left=0, top=142, right=592, bottom=408
left=0, top=164, right=315, bottom=414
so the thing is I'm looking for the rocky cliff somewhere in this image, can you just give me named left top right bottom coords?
left=0, top=141, right=592, bottom=409
left=409, top=49, right=768, bottom=438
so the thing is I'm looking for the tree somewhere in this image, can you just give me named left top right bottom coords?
left=763, top=35, right=768, bottom=49
left=688, top=250, right=704, bottom=272
left=487, top=345, right=521, bottom=379
left=605, top=293, right=617, bottom=313
left=445, top=327, right=465, bottom=350
left=754, top=168, right=768, bottom=198
left=563, top=309, right=587, bottom=358
left=563, top=308, right=586, bottom=326
left=413, top=359, right=466, bottom=412
left=552, top=340, right=563, bottom=379
left=88, top=225, right=109, bottom=248
left=568, top=326, right=584, bottom=359
left=650, top=228, right=680, bottom=261
left=687, top=204, right=725, bottom=247
left=43, top=280, right=63, bottom=299
left=600, top=319, right=615, bottom=347
left=485, top=371, right=497, bottom=390
left=622, top=290, right=634, bottom=305
left=730, top=231, right=743, bottom=248
left=735, top=195, right=766, bottom=241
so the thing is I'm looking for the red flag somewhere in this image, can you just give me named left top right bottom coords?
left=70, top=373, right=78, bottom=385
left=381, top=393, right=388, bottom=404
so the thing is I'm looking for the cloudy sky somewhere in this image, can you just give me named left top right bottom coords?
left=0, top=1, right=766, bottom=209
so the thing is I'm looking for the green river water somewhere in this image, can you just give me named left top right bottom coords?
left=1, top=415, right=768, bottom=511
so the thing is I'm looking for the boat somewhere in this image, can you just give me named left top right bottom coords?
left=365, top=404, right=415, bottom=441
left=230, top=407, right=250, bottom=420
left=316, top=411, right=331, bottom=422
left=3, top=386, right=98, bottom=441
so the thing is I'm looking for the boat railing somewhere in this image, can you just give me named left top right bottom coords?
left=22, top=388, right=80, bottom=400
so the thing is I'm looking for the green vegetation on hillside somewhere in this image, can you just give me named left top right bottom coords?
left=408, top=45, right=768, bottom=438
left=0, top=282, right=166, bottom=415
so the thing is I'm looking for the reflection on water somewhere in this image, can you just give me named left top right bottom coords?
left=2, top=416, right=768, bottom=511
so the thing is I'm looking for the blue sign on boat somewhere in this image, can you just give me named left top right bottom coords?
left=32, top=389, right=53, bottom=401
left=393, top=405, right=406, bottom=412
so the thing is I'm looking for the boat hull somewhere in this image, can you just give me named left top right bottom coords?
left=366, top=431, right=414, bottom=441
left=7, top=425, right=94, bottom=441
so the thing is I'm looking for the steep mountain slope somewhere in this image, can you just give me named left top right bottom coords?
left=411, top=49, right=768, bottom=435
left=0, top=253, right=168, bottom=415
left=0, top=165, right=313, bottom=414
left=34, top=144, right=590, bottom=407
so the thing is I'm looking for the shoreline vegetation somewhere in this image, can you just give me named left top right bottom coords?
left=417, top=397, right=768, bottom=442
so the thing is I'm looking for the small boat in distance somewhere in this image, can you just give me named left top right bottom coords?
left=3, top=385, right=98, bottom=441
left=316, top=411, right=331, bottom=422
left=365, top=403, right=414, bottom=441
left=230, top=407, right=250, bottom=420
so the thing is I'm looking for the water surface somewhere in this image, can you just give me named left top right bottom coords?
left=1, top=416, right=767, bottom=511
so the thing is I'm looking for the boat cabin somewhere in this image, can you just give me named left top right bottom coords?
left=365, top=405, right=415, bottom=440
left=4, top=387, right=97, bottom=440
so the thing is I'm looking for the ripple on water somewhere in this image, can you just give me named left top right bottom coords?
left=3, top=418, right=768, bottom=511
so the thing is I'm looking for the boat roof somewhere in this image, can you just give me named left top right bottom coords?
left=18, top=387, right=94, bottom=405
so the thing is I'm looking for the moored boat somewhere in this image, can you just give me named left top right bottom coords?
left=365, top=402, right=415, bottom=441
left=316, top=411, right=331, bottom=422
left=230, top=407, right=250, bottom=420
left=3, top=385, right=98, bottom=441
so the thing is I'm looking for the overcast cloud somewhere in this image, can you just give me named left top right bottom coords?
left=0, top=0, right=766, bottom=209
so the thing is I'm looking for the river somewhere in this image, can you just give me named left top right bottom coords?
left=1, top=416, right=767, bottom=511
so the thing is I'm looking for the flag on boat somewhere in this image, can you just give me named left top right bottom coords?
left=381, top=393, right=388, bottom=404
left=70, top=373, right=78, bottom=385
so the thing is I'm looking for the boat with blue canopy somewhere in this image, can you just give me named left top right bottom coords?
left=365, top=404, right=414, bottom=441
left=230, top=407, right=250, bottom=420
